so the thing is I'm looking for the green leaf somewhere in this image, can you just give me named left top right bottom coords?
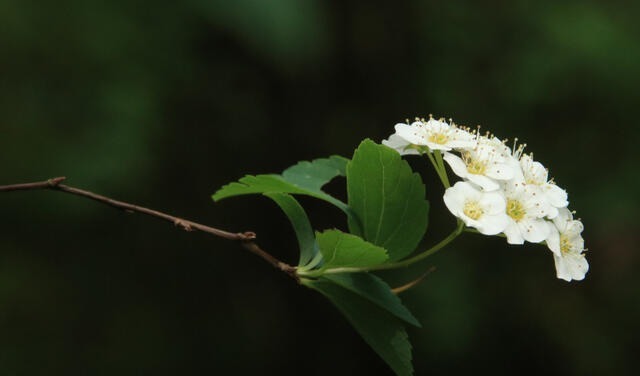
left=304, top=278, right=414, bottom=376
left=347, top=139, right=429, bottom=261
left=264, top=192, right=317, bottom=266
left=212, top=155, right=349, bottom=213
left=317, top=229, right=387, bottom=269
left=282, top=155, right=348, bottom=191
left=323, top=273, right=420, bottom=327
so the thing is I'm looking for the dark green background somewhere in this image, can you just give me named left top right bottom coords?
left=1, top=1, right=638, bottom=375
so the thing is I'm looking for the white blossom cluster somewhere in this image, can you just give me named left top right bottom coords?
left=383, top=117, right=588, bottom=281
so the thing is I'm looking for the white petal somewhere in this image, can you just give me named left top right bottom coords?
left=443, top=186, right=465, bottom=218
left=553, top=207, right=573, bottom=232
left=443, top=152, right=469, bottom=179
left=543, top=184, right=568, bottom=208
left=567, top=254, right=589, bottom=281
left=478, top=191, right=506, bottom=215
left=382, top=134, right=419, bottom=155
left=509, top=159, right=526, bottom=182
left=504, top=220, right=524, bottom=244
left=460, top=215, right=480, bottom=228
left=565, top=229, right=585, bottom=252
left=521, top=156, right=548, bottom=184
left=509, top=184, right=549, bottom=219
left=565, top=220, right=584, bottom=237
left=453, top=181, right=482, bottom=199
left=554, top=253, right=589, bottom=282
left=545, top=221, right=561, bottom=256
left=425, top=141, right=453, bottom=151
left=546, top=206, right=559, bottom=219
left=477, top=213, right=510, bottom=235
left=553, top=254, right=572, bottom=282
left=451, top=137, right=477, bottom=152
left=395, top=123, right=426, bottom=145
left=485, top=163, right=515, bottom=181
left=466, top=173, right=500, bottom=191
left=519, top=218, right=550, bottom=243
left=424, top=118, right=447, bottom=130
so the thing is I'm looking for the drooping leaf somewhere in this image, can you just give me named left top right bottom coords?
left=304, top=278, right=414, bottom=376
left=317, top=229, right=387, bottom=270
left=213, top=174, right=305, bottom=198
left=282, top=155, right=348, bottom=191
left=323, top=273, right=420, bottom=327
left=264, top=192, right=317, bottom=266
left=347, top=139, right=429, bottom=261
left=212, top=155, right=349, bottom=213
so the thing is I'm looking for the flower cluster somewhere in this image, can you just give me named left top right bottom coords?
left=383, top=116, right=588, bottom=281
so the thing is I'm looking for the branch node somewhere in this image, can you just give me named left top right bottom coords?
left=240, top=231, right=257, bottom=241
left=279, top=263, right=299, bottom=283
left=48, top=177, right=66, bottom=187
left=173, top=218, right=193, bottom=231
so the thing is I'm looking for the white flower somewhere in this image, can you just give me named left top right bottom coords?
left=519, top=154, right=568, bottom=218
left=443, top=136, right=517, bottom=191
left=394, top=118, right=476, bottom=152
left=381, top=133, right=420, bottom=155
left=443, top=181, right=509, bottom=235
left=501, top=180, right=551, bottom=244
left=546, top=208, right=589, bottom=281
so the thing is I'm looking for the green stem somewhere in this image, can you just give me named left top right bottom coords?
left=424, top=151, right=448, bottom=188
left=423, top=148, right=451, bottom=189
left=297, top=250, right=324, bottom=272
left=424, top=148, right=438, bottom=169
left=433, top=150, right=451, bottom=188
left=388, top=220, right=463, bottom=267
left=304, top=221, right=465, bottom=276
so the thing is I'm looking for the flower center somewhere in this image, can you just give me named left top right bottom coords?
left=463, top=201, right=484, bottom=220
left=560, top=235, right=571, bottom=254
left=462, top=152, right=486, bottom=175
left=525, top=178, right=539, bottom=185
left=428, top=132, right=449, bottom=145
left=506, top=199, right=526, bottom=221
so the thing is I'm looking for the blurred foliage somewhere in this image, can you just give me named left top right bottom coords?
left=1, top=0, right=638, bottom=375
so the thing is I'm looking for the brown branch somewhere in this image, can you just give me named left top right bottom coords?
left=0, top=177, right=298, bottom=281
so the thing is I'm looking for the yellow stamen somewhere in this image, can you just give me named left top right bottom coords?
left=462, top=152, right=487, bottom=175
left=428, top=132, right=449, bottom=145
left=463, top=201, right=484, bottom=220
left=506, top=199, right=526, bottom=221
left=560, top=235, right=571, bottom=254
